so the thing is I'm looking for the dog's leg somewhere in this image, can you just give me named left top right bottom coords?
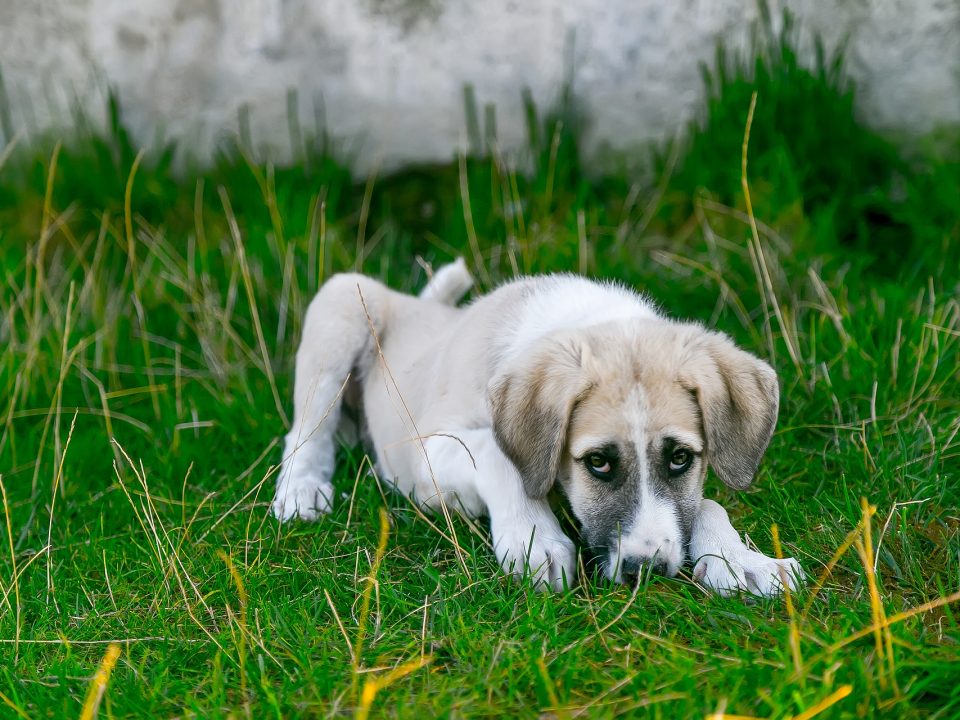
left=418, top=257, right=473, bottom=305
left=419, top=429, right=576, bottom=591
left=487, top=485, right=577, bottom=592
left=688, top=499, right=804, bottom=597
left=273, top=274, right=391, bottom=522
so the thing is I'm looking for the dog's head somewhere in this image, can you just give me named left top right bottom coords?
left=490, top=319, right=778, bottom=585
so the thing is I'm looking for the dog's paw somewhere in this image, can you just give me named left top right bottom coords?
left=693, top=551, right=804, bottom=598
left=493, top=527, right=577, bottom=592
left=272, top=471, right=334, bottom=522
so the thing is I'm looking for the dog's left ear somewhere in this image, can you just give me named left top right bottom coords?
left=489, top=333, right=594, bottom=498
left=681, top=331, right=779, bottom=490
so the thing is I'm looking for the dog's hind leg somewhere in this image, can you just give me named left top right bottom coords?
left=273, top=273, right=392, bottom=522
left=418, top=257, right=473, bottom=306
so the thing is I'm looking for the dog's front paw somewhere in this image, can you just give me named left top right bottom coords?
left=272, top=470, right=334, bottom=522
left=693, top=551, right=804, bottom=598
left=493, top=527, right=577, bottom=591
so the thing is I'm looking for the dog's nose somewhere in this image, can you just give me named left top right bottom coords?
left=621, top=556, right=668, bottom=586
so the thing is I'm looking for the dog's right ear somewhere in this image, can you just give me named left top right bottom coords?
left=489, top=334, right=594, bottom=498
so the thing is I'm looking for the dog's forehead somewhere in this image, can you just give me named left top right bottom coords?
left=641, top=379, right=703, bottom=448
left=569, top=323, right=704, bottom=452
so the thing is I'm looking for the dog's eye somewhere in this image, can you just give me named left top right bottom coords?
left=584, top=452, right=613, bottom=479
left=668, top=448, right=693, bottom=476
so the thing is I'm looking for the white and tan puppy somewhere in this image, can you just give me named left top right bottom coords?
left=273, top=260, right=803, bottom=596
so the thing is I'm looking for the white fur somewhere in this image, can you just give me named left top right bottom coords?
left=605, top=386, right=684, bottom=580
left=613, top=486, right=683, bottom=580
left=689, top=500, right=804, bottom=596
left=418, top=257, right=474, bottom=305
left=272, top=262, right=802, bottom=596
left=495, top=276, right=655, bottom=367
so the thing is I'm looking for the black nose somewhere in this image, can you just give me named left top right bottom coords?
left=621, top=556, right=668, bottom=586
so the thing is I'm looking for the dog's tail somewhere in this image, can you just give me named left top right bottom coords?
left=419, top=257, right=474, bottom=305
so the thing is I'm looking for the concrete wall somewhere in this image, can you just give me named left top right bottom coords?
left=1, top=0, right=958, bottom=175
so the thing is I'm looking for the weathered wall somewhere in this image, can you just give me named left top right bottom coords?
left=1, top=0, right=957, bottom=174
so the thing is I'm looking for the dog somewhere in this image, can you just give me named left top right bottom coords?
left=272, top=259, right=803, bottom=596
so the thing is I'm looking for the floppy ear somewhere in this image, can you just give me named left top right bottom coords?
left=489, top=334, right=593, bottom=498
left=681, top=331, right=779, bottom=490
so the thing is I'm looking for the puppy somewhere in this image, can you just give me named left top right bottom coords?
left=272, top=260, right=803, bottom=595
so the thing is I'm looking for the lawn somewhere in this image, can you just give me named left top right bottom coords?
left=0, top=24, right=958, bottom=719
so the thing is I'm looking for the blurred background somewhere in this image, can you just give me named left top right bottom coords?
left=1, top=0, right=958, bottom=174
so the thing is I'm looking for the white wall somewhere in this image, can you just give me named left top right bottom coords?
left=1, top=0, right=957, bottom=175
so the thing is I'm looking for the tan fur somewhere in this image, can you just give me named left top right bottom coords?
left=490, top=331, right=594, bottom=498
left=495, top=320, right=776, bottom=503
left=678, top=330, right=779, bottom=489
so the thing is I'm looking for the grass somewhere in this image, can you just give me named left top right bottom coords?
left=1, top=18, right=959, bottom=718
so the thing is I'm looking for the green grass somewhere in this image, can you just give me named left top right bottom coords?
left=1, top=21, right=959, bottom=718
